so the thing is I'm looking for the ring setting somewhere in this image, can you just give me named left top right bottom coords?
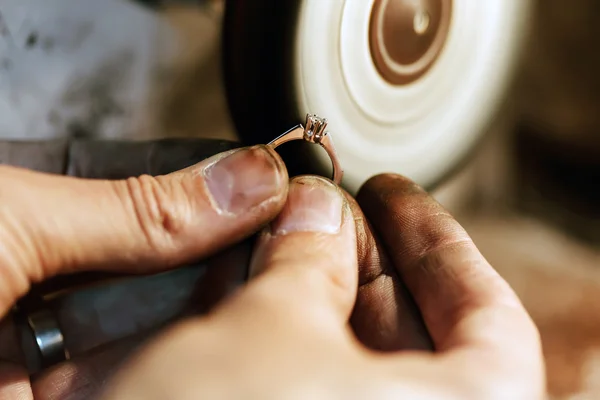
left=268, top=114, right=344, bottom=184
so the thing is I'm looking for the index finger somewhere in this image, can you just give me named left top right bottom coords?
left=356, top=175, right=543, bottom=368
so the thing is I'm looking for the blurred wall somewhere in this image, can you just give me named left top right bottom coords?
left=0, top=0, right=234, bottom=140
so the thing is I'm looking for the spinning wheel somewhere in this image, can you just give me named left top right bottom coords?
left=224, top=0, right=530, bottom=192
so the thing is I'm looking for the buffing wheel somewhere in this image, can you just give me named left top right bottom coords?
left=224, top=0, right=530, bottom=193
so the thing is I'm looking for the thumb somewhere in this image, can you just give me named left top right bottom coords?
left=0, top=145, right=288, bottom=316
left=219, top=176, right=357, bottom=331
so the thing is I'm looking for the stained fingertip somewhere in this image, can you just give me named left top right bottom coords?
left=355, top=172, right=536, bottom=358
left=359, top=173, right=426, bottom=198
left=357, top=172, right=469, bottom=265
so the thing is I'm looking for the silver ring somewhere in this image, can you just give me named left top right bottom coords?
left=268, top=114, right=344, bottom=185
left=14, top=302, right=69, bottom=373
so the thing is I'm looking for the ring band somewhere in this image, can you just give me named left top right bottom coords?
left=13, top=300, right=68, bottom=373
left=268, top=114, right=344, bottom=185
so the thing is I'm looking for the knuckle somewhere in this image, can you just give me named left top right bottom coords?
left=124, top=174, right=189, bottom=257
left=0, top=222, right=35, bottom=312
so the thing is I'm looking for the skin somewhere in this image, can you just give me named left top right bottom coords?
left=0, top=146, right=545, bottom=399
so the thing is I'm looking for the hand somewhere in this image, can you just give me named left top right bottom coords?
left=101, top=175, right=545, bottom=400
left=0, top=145, right=289, bottom=399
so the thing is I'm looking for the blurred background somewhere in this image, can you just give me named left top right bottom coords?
left=2, top=0, right=600, bottom=398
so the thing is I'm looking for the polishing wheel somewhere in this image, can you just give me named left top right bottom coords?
left=224, top=0, right=530, bottom=193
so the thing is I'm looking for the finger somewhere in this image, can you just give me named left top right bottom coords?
left=0, top=145, right=288, bottom=316
left=225, top=176, right=357, bottom=331
left=343, top=192, right=433, bottom=352
left=357, top=175, right=544, bottom=389
left=356, top=175, right=536, bottom=348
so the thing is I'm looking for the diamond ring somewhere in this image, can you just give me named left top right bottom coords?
left=268, top=114, right=343, bottom=185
